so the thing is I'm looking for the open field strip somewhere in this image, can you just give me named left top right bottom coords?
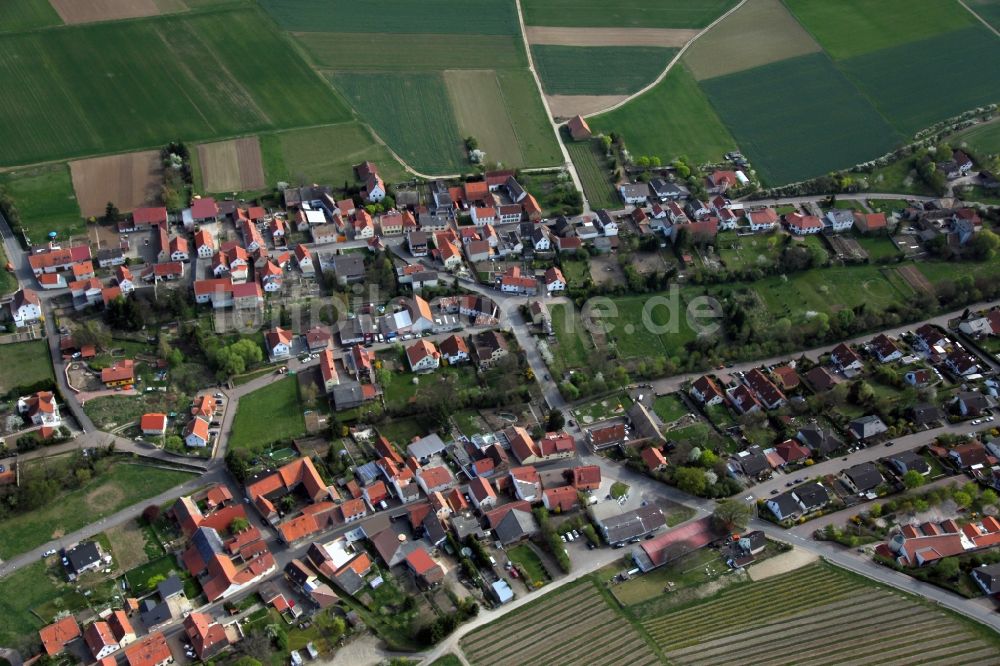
left=259, top=0, right=519, bottom=35
left=532, top=45, right=676, bottom=96
left=788, top=626, right=989, bottom=666
left=445, top=70, right=526, bottom=168
left=0, top=163, right=84, bottom=240
left=525, top=26, right=697, bottom=46
left=683, top=0, right=821, bottom=80
left=49, top=0, right=160, bottom=25
left=469, top=607, right=618, bottom=665
left=564, top=139, right=618, bottom=209
left=547, top=94, right=628, bottom=118
left=296, top=32, right=527, bottom=70
left=522, top=0, right=739, bottom=29
left=460, top=584, right=595, bottom=651
left=785, top=0, right=975, bottom=59
left=0, top=0, right=61, bottom=32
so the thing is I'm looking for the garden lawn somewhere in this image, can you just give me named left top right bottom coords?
left=229, top=377, right=306, bottom=451
left=853, top=234, right=900, bottom=260
left=0, top=339, right=54, bottom=396
left=565, top=139, right=619, bottom=210
left=867, top=199, right=910, bottom=215
left=259, top=123, right=408, bottom=188
left=0, top=561, right=86, bottom=647
left=298, top=32, right=526, bottom=70
left=652, top=394, right=687, bottom=423
left=838, top=26, right=1000, bottom=136
left=0, top=464, right=194, bottom=559
left=785, top=0, right=975, bottom=59
left=750, top=265, right=908, bottom=321
left=259, top=0, right=519, bottom=34
left=522, top=0, right=738, bottom=28
left=330, top=72, right=466, bottom=174
left=613, top=548, right=723, bottom=606
left=589, top=64, right=737, bottom=165
left=603, top=293, right=701, bottom=360
left=124, top=554, right=189, bottom=596
left=573, top=393, right=633, bottom=424
left=0, top=0, right=61, bottom=33
left=700, top=53, right=901, bottom=185
left=559, top=259, right=590, bottom=287
left=0, top=6, right=351, bottom=167
left=532, top=45, right=676, bottom=95
left=377, top=418, right=426, bottom=446
left=717, top=231, right=783, bottom=270
left=549, top=302, right=592, bottom=371
left=507, top=544, right=549, bottom=585
left=917, top=255, right=1000, bottom=283
left=0, top=163, right=83, bottom=240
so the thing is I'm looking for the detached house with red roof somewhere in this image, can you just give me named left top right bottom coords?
left=544, top=266, right=566, bottom=293
left=183, top=612, right=229, bottom=661
left=571, top=465, right=601, bottom=490
left=747, top=208, right=779, bottom=232
left=10, top=288, right=42, bottom=327
left=184, top=416, right=211, bottom=448
left=543, top=485, right=579, bottom=512
left=416, top=465, right=454, bottom=495
left=642, top=446, right=668, bottom=472
left=85, top=622, right=121, bottom=661
left=124, top=631, right=173, bottom=666
left=854, top=211, right=887, bottom=233
left=18, top=390, right=60, bottom=426
left=786, top=212, right=823, bottom=235
left=265, top=326, right=294, bottom=361
left=406, top=339, right=440, bottom=373
left=468, top=476, right=497, bottom=511
left=690, top=375, right=724, bottom=406
left=140, top=413, right=168, bottom=436
left=39, top=616, right=81, bottom=656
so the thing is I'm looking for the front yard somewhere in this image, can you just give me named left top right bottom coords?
left=506, top=544, right=549, bottom=587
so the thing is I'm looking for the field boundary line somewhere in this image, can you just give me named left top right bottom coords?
left=577, top=0, right=751, bottom=120
left=513, top=0, right=588, bottom=211
left=957, top=0, right=1000, bottom=38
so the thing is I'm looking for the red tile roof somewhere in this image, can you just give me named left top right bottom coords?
left=40, top=616, right=80, bottom=655
left=124, top=632, right=172, bottom=666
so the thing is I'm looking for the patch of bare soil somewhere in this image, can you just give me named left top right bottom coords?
left=49, top=0, right=162, bottom=25
left=526, top=26, right=698, bottom=47
left=547, top=94, right=629, bottom=119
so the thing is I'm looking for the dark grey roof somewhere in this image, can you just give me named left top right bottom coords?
left=649, top=178, right=686, bottom=198
left=793, top=482, right=830, bottom=511
left=450, top=513, right=486, bottom=541
left=849, top=415, right=888, bottom=440
left=422, top=513, right=448, bottom=546
left=796, top=426, right=843, bottom=456
left=972, top=563, right=1000, bottom=594
left=845, top=463, right=884, bottom=493
left=332, top=255, right=365, bottom=280
left=157, top=574, right=184, bottom=600
left=65, top=541, right=101, bottom=573
left=332, top=566, right=365, bottom=596
left=910, top=403, right=945, bottom=425
left=140, top=600, right=172, bottom=628
left=495, top=509, right=538, bottom=545
left=889, top=450, right=930, bottom=474
left=193, top=527, right=224, bottom=564
left=599, top=505, right=666, bottom=544
left=737, top=446, right=770, bottom=477
left=332, top=382, right=364, bottom=410
left=768, top=493, right=800, bottom=519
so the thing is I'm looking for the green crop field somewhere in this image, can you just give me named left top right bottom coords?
left=589, top=64, right=737, bottom=165
left=331, top=72, right=466, bottom=174
left=0, top=163, right=83, bottom=240
left=966, top=0, right=1000, bottom=29
left=643, top=562, right=1000, bottom=662
left=259, top=123, right=408, bottom=188
left=299, top=33, right=527, bottom=70
left=0, top=339, right=54, bottom=396
left=229, top=377, right=307, bottom=451
left=0, top=0, right=61, bottom=32
left=445, top=70, right=528, bottom=169
left=0, top=7, right=351, bottom=167
left=0, top=463, right=194, bottom=560
left=956, top=120, right=1000, bottom=155
left=532, top=45, right=676, bottom=95
left=838, top=26, right=1000, bottom=137
left=259, top=0, right=519, bottom=34
left=565, top=139, right=619, bottom=210
left=700, top=53, right=900, bottom=184
left=785, top=0, right=975, bottom=59
left=522, top=0, right=739, bottom=28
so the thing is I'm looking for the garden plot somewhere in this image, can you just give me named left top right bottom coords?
left=196, top=136, right=267, bottom=193
left=69, top=149, right=163, bottom=216
left=461, top=583, right=658, bottom=666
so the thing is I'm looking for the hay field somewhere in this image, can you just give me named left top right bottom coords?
left=684, top=0, right=822, bottom=80
left=70, top=150, right=162, bottom=216
left=196, top=137, right=266, bottom=193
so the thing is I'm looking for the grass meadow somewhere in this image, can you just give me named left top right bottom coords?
left=0, top=339, right=54, bottom=395
left=229, top=377, right=307, bottom=451
left=700, top=53, right=900, bottom=184
left=0, top=6, right=350, bottom=167
left=785, top=0, right=975, bottom=59
left=522, top=0, right=738, bottom=28
left=445, top=70, right=528, bottom=169
left=955, top=120, right=1000, bottom=155
left=0, top=163, right=83, bottom=240
left=259, top=123, right=408, bottom=188
left=565, top=139, right=619, bottom=210
left=589, top=64, right=737, bottom=165
left=494, top=70, right=564, bottom=167
left=259, top=0, right=519, bottom=34
left=532, top=45, right=676, bottom=95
